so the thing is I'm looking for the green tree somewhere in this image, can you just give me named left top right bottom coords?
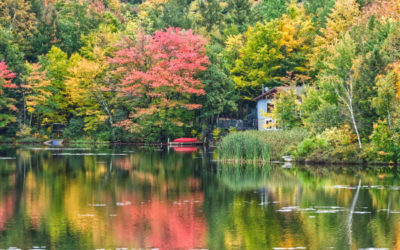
left=54, top=0, right=102, bottom=54
left=0, top=28, right=25, bottom=75
left=225, top=0, right=253, bottom=33
left=38, top=46, right=71, bottom=125
left=197, top=0, right=224, bottom=33
left=254, top=0, right=289, bottom=22
left=301, top=86, right=343, bottom=132
left=316, top=34, right=362, bottom=148
left=151, top=0, right=193, bottom=30
left=372, top=72, right=397, bottom=126
left=30, top=1, right=58, bottom=59
left=0, top=0, right=38, bottom=56
left=231, top=2, right=314, bottom=100
left=198, top=44, right=238, bottom=126
left=271, top=86, right=302, bottom=129
left=304, top=0, right=335, bottom=28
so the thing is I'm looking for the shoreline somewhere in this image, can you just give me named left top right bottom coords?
left=0, top=141, right=210, bottom=146
left=0, top=142, right=394, bottom=165
left=215, top=158, right=396, bottom=166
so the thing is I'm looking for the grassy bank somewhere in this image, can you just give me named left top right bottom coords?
left=217, top=126, right=400, bottom=165
left=217, top=131, right=271, bottom=164
left=217, top=129, right=308, bottom=163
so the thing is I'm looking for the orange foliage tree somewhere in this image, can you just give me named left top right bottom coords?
left=22, top=63, right=52, bottom=126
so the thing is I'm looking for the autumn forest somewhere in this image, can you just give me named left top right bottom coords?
left=1, top=0, right=400, bottom=162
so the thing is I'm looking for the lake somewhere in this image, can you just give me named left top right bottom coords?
left=0, top=145, right=399, bottom=249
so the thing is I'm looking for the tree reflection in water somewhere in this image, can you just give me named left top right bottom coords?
left=0, top=146, right=399, bottom=249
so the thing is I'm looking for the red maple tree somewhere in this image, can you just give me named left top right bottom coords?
left=110, top=27, right=209, bottom=138
left=0, top=62, right=18, bottom=127
left=0, top=62, right=17, bottom=89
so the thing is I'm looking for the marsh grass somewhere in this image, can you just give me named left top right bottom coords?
left=217, top=131, right=271, bottom=163
left=217, top=129, right=308, bottom=163
left=260, top=128, right=309, bottom=160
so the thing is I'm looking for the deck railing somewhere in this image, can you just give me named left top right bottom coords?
left=216, top=118, right=258, bottom=130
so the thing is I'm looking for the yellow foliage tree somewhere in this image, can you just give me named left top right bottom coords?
left=311, top=0, right=360, bottom=70
left=66, top=56, right=113, bottom=133
left=23, top=63, right=52, bottom=114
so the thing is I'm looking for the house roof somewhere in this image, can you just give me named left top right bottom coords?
left=253, top=86, right=304, bottom=101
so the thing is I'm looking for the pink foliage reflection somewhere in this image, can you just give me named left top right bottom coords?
left=113, top=192, right=206, bottom=249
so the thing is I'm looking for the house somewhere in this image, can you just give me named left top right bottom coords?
left=254, top=86, right=304, bottom=131
left=216, top=104, right=258, bottom=130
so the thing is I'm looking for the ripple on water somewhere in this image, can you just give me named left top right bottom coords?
left=273, top=247, right=307, bottom=249
left=358, top=248, right=389, bottom=250
left=352, top=211, right=372, bottom=214
left=277, top=206, right=347, bottom=214
left=28, top=148, right=90, bottom=151
left=0, top=157, right=16, bottom=160
left=377, top=209, right=400, bottom=214
left=88, top=203, right=106, bottom=207
left=327, top=185, right=357, bottom=189
left=327, top=185, right=388, bottom=190
left=52, top=153, right=128, bottom=156
left=116, top=201, right=131, bottom=206
left=77, top=214, right=94, bottom=217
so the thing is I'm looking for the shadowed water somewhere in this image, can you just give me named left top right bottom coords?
left=0, top=145, right=399, bottom=249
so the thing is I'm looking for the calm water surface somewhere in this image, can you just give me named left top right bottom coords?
left=0, top=145, right=399, bottom=249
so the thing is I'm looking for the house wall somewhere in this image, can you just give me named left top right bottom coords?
left=256, top=99, right=271, bottom=131
left=257, top=99, right=280, bottom=131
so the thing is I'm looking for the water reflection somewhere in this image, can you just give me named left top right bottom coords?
left=0, top=146, right=206, bottom=249
left=0, top=146, right=399, bottom=249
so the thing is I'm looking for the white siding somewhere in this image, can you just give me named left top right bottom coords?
left=257, top=99, right=279, bottom=131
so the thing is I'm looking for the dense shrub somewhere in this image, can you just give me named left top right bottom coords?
left=293, top=125, right=360, bottom=163
left=361, top=120, right=400, bottom=163
left=16, top=124, right=32, bottom=138
left=295, top=137, right=328, bottom=158
left=63, top=117, right=85, bottom=139
left=15, top=124, right=47, bottom=143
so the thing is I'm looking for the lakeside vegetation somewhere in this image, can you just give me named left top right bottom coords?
left=217, top=126, right=397, bottom=164
left=217, top=129, right=308, bottom=163
left=1, top=0, right=400, bottom=162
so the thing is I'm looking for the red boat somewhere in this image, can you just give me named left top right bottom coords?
left=173, top=138, right=198, bottom=143
left=173, top=147, right=198, bottom=153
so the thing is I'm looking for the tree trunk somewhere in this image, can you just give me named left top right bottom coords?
left=333, top=76, right=362, bottom=149
left=349, top=106, right=362, bottom=149
left=22, top=90, right=26, bottom=125
left=96, top=89, right=115, bottom=142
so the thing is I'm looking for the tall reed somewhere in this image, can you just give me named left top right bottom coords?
left=217, top=131, right=271, bottom=163
left=217, top=129, right=308, bottom=163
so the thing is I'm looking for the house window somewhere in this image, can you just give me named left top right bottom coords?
left=265, top=119, right=276, bottom=129
left=267, top=103, right=274, bottom=114
left=264, top=118, right=282, bottom=130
